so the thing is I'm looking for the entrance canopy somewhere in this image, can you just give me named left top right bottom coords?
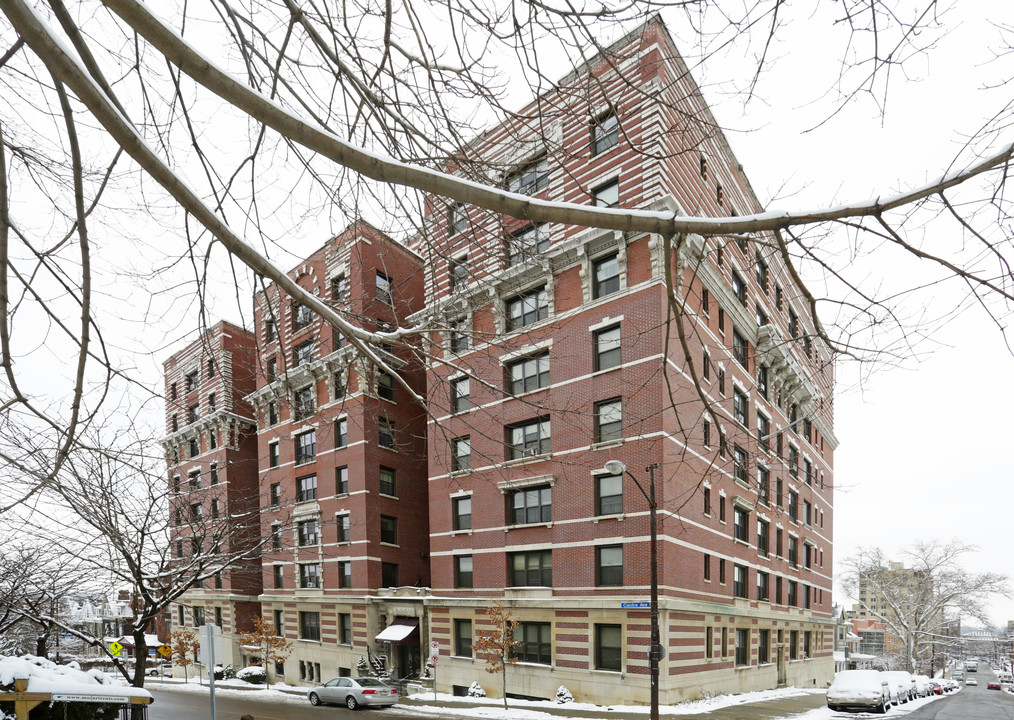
left=374, top=617, right=419, bottom=645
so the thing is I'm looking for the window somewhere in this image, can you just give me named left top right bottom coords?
left=188, top=469, right=201, bottom=490
left=449, top=203, right=467, bottom=236
left=733, top=506, right=749, bottom=542
left=733, top=387, right=748, bottom=426
left=339, top=613, right=352, bottom=644
left=381, top=562, right=399, bottom=587
left=757, top=365, right=769, bottom=400
left=207, top=392, right=216, bottom=412
left=506, top=416, right=550, bottom=459
left=299, top=611, right=321, bottom=641
left=295, top=430, right=316, bottom=465
left=719, top=558, right=726, bottom=584
left=265, top=442, right=279, bottom=470
left=788, top=308, right=798, bottom=338
left=735, top=628, right=750, bottom=665
left=789, top=490, right=799, bottom=522
left=732, top=272, right=747, bottom=305
left=789, top=536, right=799, bottom=567
left=591, top=111, right=619, bottom=155
left=451, top=377, right=470, bottom=412
left=596, top=473, right=622, bottom=515
left=594, top=398, right=622, bottom=443
left=331, top=274, right=347, bottom=302
left=171, top=414, right=178, bottom=433
left=706, top=626, right=714, bottom=658
left=339, top=561, right=352, bottom=588
left=718, top=368, right=726, bottom=395
left=512, top=622, right=551, bottom=664
left=185, top=370, right=198, bottom=392
left=336, top=465, right=348, bottom=494
left=452, top=496, right=472, bottom=530
left=189, top=503, right=202, bottom=521
left=210, top=499, right=220, bottom=519
left=507, top=155, right=548, bottom=195
left=293, top=302, right=313, bottom=331
left=758, top=466, right=770, bottom=505
left=704, top=553, right=711, bottom=581
left=273, top=609, right=284, bottom=636
left=337, top=514, right=350, bottom=542
left=756, top=303, right=768, bottom=327
left=377, top=372, right=395, bottom=401
left=788, top=581, right=798, bottom=608
left=509, top=550, right=552, bottom=587
left=592, top=178, right=619, bottom=207
left=293, top=385, right=315, bottom=420
left=376, top=272, right=393, bottom=305
left=721, top=626, right=729, bottom=656
left=733, top=445, right=748, bottom=484
left=188, top=404, right=199, bottom=424
left=270, top=482, right=280, bottom=507
left=719, top=495, right=726, bottom=523
left=379, top=466, right=396, bottom=496
left=300, top=563, right=321, bottom=589
left=266, top=357, right=278, bottom=383
left=506, top=223, right=550, bottom=267
left=268, top=401, right=278, bottom=426
left=448, top=255, right=469, bottom=291
left=703, top=486, right=711, bottom=515
left=378, top=418, right=396, bottom=449
left=208, top=429, right=217, bottom=450
left=594, top=623, right=622, bottom=671
left=757, top=571, right=769, bottom=602
left=734, top=564, right=748, bottom=599
left=755, top=259, right=768, bottom=292
left=505, top=286, right=548, bottom=331
left=508, top=485, right=551, bottom=525
left=596, top=545, right=623, bottom=586
left=298, top=519, right=318, bottom=546
left=592, top=253, right=620, bottom=299
left=454, top=619, right=473, bottom=657
left=507, top=352, right=549, bottom=394
left=296, top=474, right=317, bottom=503
left=804, top=499, right=812, bottom=526
left=455, top=555, right=473, bottom=588
left=733, top=329, right=748, bottom=367
left=380, top=515, right=398, bottom=544
left=273, top=565, right=284, bottom=588
left=718, top=307, right=725, bottom=334
left=593, top=324, right=621, bottom=371
left=192, top=606, right=205, bottom=627
left=294, top=340, right=314, bottom=367
left=333, top=418, right=347, bottom=448
left=170, top=382, right=178, bottom=400
left=448, top=316, right=470, bottom=353
left=757, top=519, right=769, bottom=556
left=776, top=527, right=783, bottom=557
left=452, top=436, right=471, bottom=471
left=804, top=458, right=813, bottom=485
left=703, top=420, right=711, bottom=446
left=757, top=412, right=770, bottom=451
left=789, top=445, right=799, bottom=477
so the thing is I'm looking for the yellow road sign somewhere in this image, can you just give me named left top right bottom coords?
left=157, top=644, right=172, bottom=658
left=108, top=641, right=123, bottom=656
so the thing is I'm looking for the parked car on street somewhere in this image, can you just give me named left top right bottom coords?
left=914, top=675, right=933, bottom=697
left=826, top=670, right=893, bottom=713
left=928, top=681, right=943, bottom=695
left=146, top=663, right=172, bottom=677
left=988, top=681, right=1002, bottom=690
left=307, top=677, right=399, bottom=709
left=881, top=671, right=917, bottom=703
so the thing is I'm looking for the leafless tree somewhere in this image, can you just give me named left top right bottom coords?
left=840, top=540, right=1011, bottom=673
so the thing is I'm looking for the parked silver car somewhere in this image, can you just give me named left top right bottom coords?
left=881, top=670, right=917, bottom=703
left=826, top=670, right=892, bottom=713
left=307, top=677, right=399, bottom=709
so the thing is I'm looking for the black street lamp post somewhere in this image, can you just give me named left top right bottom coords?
left=604, top=460, right=660, bottom=720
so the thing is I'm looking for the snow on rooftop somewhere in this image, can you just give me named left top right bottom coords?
left=0, top=655, right=152, bottom=700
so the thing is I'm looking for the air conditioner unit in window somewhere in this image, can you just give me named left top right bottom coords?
left=522, top=447, right=539, bottom=457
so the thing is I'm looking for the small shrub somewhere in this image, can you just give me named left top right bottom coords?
left=467, top=681, right=486, bottom=697
left=214, top=664, right=237, bottom=680
left=555, top=686, right=574, bottom=703
left=236, top=665, right=266, bottom=684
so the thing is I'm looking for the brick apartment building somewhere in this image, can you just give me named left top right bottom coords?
left=163, top=15, right=835, bottom=704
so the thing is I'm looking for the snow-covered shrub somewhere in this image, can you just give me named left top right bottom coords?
left=467, top=681, right=486, bottom=697
left=357, top=656, right=369, bottom=675
left=555, top=686, right=574, bottom=703
left=213, top=664, right=237, bottom=680
left=236, top=665, right=265, bottom=683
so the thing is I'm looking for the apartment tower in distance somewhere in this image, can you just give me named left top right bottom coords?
left=162, top=15, right=836, bottom=705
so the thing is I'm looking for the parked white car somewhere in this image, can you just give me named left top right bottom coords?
left=914, top=675, right=933, bottom=697
left=826, top=670, right=893, bottom=713
left=881, top=671, right=917, bottom=703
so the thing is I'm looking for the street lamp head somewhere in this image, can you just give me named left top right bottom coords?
left=603, top=460, right=626, bottom=476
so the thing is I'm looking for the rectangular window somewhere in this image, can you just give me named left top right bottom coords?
left=596, top=473, right=623, bottom=515
left=268, top=401, right=278, bottom=426
left=703, top=420, right=711, bottom=446
left=297, top=519, right=318, bottom=546
left=273, top=565, right=284, bottom=589
left=380, top=515, right=398, bottom=544
left=294, top=340, right=314, bottom=367
left=376, top=272, right=393, bottom=305
left=719, top=558, right=726, bottom=584
left=193, top=606, right=205, bottom=626
left=455, top=555, right=473, bottom=588
left=733, top=506, right=749, bottom=542
left=788, top=308, right=798, bottom=338
left=377, top=372, right=395, bottom=402
left=448, top=316, right=470, bottom=353
left=732, top=272, right=747, bottom=305
left=734, top=564, right=748, bottom=598
left=512, top=622, right=552, bottom=664
left=789, top=445, right=799, bottom=477
left=592, top=178, right=619, bottom=207
left=378, top=418, right=395, bottom=449
left=703, top=486, right=711, bottom=515
left=449, top=255, right=468, bottom=291
left=593, top=324, right=621, bottom=371
left=509, top=485, right=551, bottom=525
left=735, top=628, right=750, bottom=665
left=804, top=459, right=813, bottom=486
left=189, top=503, right=202, bottom=521
left=339, top=561, right=352, bottom=588
left=507, top=352, right=550, bottom=395
left=336, top=465, right=348, bottom=494
left=756, top=259, right=768, bottom=292
left=706, top=626, right=714, bottom=658
left=449, top=203, right=468, bottom=235
left=339, top=613, right=352, bottom=644
left=719, top=495, right=726, bottom=523
left=591, top=111, right=619, bottom=155
left=596, top=545, right=623, bottom=586
left=454, top=619, right=473, bottom=657
left=334, top=418, right=347, bottom=448
left=453, top=496, right=472, bottom=530
left=509, top=550, right=552, bottom=587
left=757, top=413, right=770, bottom=452
left=789, top=629, right=799, bottom=659
left=299, top=611, right=321, bottom=641
left=270, top=482, right=280, bottom=507
left=733, top=329, right=748, bottom=367
left=185, top=371, right=198, bottom=392
left=293, top=385, right=315, bottom=421
left=704, top=553, right=711, bottom=581
left=758, top=466, right=770, bottom=505
left=595, top=624, right=622, bottom=671
left=452, top=436, right=471, bottom=471
left=266, top=358, right=277, bottom=382
left=331, top=274, right=347, bottom=302
left=188, top=404, right=199, bottom=424
left=592, top=253, right=620, bottom=299
left=273, top=609, right=284, bottom=636
left=789, top=490, right=799, bottom=522
left=451, top=377, right=470, bottom=413
left=299, top=563, right=321, bottom=589
left=337, top=514, right=350, bottom=543
left=721, top=626, right=729, bottom=656
left=292, top=302, right=313, bottom=331
left=757, top=519, right=769, bottom=556
left=776, top=527, right=783, bottom=557
left=758, top=629, right=770, bottom=663
left=296, top=474, right=317, bottom=503
left=507, top=223, right=550, bottom=267
left=505, top=286, right=548, bottom=331
left=733, top=445, right=748, bottom=484
left=379, top=466, right=396, bottom=496
left=381, top=562, right=399, bottom=587
left=718, top=367, right=726, bottom=395
left=594, top=398, right=622, bottom=443
left=295, top=430, right=316, bottom=465
left=733, top=387, right=748, bottom=426
left=757, top=571, right=769, bottom=601
left=506, top=417, right=550, bottom=459
left=507, top=156, right=549, bottom=195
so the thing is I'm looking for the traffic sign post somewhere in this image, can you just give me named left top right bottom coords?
left=199, top=624, right=222, bottom=720
left=429, top=641, right=439, bottom=700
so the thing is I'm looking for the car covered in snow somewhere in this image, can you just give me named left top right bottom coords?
left=826, top=670, right=893, bottom=713
left=914, top=675, right=933, bottom=697
left=881, top=671, right=917, bottom=703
